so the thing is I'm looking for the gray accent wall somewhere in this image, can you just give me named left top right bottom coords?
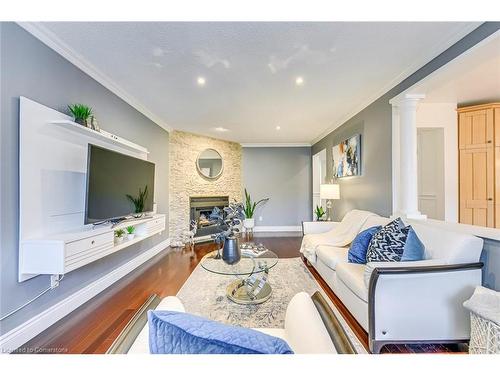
left=242, top=147, right=312, bottom=227
left=312, top=22, right=500, bottom=221
left=0, top=23, right=170, bottom=336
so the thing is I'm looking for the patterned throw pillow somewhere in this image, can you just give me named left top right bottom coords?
left=366, top=218, right=409, bottom=262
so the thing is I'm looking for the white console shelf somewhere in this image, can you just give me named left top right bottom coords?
left=20, top=214, right=166, bottom=277
left=50, top=120, right=149, bottom=154
left=19, top=97, right=160, bottom=281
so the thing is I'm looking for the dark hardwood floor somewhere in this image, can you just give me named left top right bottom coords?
left=19, top=234, right=466, bottom=354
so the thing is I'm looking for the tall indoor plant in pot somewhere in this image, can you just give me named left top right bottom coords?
left=243, top=189, right=269, bottom=231
left=211, top=203, right=245, bottom=265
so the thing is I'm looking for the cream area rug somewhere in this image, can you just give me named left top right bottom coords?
left=176, top=257, right=367, bottom=353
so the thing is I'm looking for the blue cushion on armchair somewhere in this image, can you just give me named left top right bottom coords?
left=348, top=226, right=382, bottom=264
left=148, top=310, right=294, bottom=354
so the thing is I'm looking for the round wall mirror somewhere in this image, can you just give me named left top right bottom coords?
left=196, top=148, right=223, bottom=179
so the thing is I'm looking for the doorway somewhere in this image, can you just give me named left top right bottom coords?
left=417, top=128, right=445, bottom=220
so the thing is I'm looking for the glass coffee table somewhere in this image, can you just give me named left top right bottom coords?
left=200, top=246, right=278, bottom=305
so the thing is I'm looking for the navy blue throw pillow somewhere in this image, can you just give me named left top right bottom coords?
left=348, top=226, right=382, bottom=264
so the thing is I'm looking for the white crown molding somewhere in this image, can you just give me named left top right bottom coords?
left=240, top=143, right=311, bottom=147
left=310, top=23, right=481, bottom=145
left=0, top=238, right=171, bottom=353
left=17, top=22, right=173, bottom=133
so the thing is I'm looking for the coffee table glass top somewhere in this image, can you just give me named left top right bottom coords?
left=200, top=247, right=278, bottom=276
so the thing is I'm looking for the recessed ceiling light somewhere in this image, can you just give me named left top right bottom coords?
left=276, top=126, right=281, bottom=130
left=197, top=76, right=206, bottom=86
left=214, top=127, right=228, bottom=132
left=295, top=76, right=304, bottom=86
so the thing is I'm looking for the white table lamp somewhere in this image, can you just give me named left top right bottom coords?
left=320, top=184, right=340, bottom=221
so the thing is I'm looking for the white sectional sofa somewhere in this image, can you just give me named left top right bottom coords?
left=302, top=212, right=484, bottom=353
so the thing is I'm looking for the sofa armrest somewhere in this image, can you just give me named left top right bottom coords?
left=367, top=262, right=483, bottom=352
left=302, top=221, right=339, bottom=235
left=284, top=292, right=338, bottom=353
left=363, top=259, right=446, bottom=289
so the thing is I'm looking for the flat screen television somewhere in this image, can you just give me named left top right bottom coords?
left=85, top=144, right=155, bottom=224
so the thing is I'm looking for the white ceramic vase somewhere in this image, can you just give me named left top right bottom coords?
left=243, top=218, right=255, bottom=230
left=127, top=233, right=135, bottom=241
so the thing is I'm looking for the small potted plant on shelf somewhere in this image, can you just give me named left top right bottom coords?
left=243, top=189, right=269, bottom=231
left=68, top=104, right=93, bottom=127
left=314, top=205, right=326, bottom=221
left=114, top=229, right=125, bottom=244
left=126, top=226, right=135, bottom=240
left=126, top=185, right=148, bottom=218
left=210, top=203, right=245, bottom=265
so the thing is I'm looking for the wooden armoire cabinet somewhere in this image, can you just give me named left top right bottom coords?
left=458, top=103, right=500, bottom=228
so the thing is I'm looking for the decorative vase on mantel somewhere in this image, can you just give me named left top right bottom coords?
left=222, top=236, right=241, bottom=265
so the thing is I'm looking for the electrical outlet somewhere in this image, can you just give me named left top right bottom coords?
left=50, top=274, right=61, bottom=289
left=259, top=216, right=263, bottom=222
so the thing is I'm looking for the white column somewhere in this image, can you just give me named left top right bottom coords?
left=392, top=94, right=427, bottom=220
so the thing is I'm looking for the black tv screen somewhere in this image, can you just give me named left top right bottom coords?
left=85, top=144, right=155, bottom=224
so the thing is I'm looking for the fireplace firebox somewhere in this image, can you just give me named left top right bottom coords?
left=189, top=196, right=229, bottom=240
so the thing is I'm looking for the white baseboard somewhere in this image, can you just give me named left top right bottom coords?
left=0, top=237, right=171, bottom=353
left=251, top=226, right=302, bottom=232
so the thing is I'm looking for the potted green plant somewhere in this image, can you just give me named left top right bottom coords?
left=114, top=229, right=125, bottom=244
left=126, top=185, right=148, bottom=217
left=243, top=189, right=269, bottom=231
left=314, top=205, right=326, bottom=221
left=68, top=104, right=93, bottom=127
left=126, top=226, right=135, bottom=240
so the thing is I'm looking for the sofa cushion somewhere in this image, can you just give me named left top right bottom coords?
left=348, top=226, right=382, bottom=264
left=366, top=218, right=409, bottom=262
left=316, top=246, right=349, bottom=270
left=148, top=310, right=294, bottom=354
left=336, top=263, right=369, bottom=302
left=410, top=222, right=484, bottom=263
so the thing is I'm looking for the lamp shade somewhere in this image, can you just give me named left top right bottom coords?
left=320, top=184, right=340, bottom=200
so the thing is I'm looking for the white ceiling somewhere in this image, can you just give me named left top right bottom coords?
left=32, top=22, right=481, bottom=144
left=407, top=31, right=500, bottom=105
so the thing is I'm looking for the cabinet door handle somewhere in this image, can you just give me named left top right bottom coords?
left=91, top=240, right=95, bottom=245
left=488, top=140, right=492, bottom=143
left=488, top=198, right=493, bottom=201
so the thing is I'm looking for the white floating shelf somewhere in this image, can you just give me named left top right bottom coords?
left=50, top=120, right=149, bottom=154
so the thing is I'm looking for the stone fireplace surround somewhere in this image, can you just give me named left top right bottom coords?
left=169, top=130, right=242, bottom=240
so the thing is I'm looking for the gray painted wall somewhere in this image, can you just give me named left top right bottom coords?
left=0, top=23, right=169, bottom=335
left=242, top=147, right=312, bottom=227
left=312, top=22, right=500, bottom=221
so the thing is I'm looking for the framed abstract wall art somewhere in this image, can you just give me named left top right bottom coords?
left=332, top=134, right=361, bottom=178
